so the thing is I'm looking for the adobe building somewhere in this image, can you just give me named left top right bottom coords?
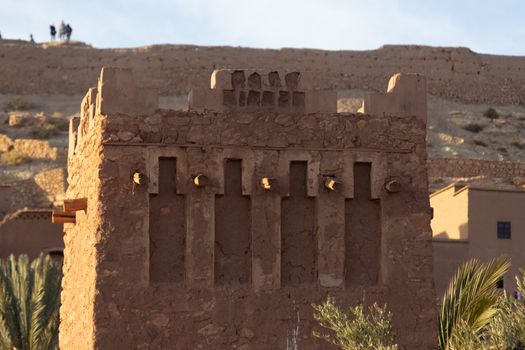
left=0, top=208, right=63, bottom=258
left=0, top=169, right=66, bottom=259
left=58, top=67, right=436, bottom=349
left=431, top=182, right=525, bottom=296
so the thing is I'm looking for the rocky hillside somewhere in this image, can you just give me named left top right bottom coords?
left=0, top=94, right=73, bottom=217
left=0, top=41, right=524, bottom=218
left=339, top=90, right=525, bottom=161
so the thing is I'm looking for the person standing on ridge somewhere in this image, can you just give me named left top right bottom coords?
left=65, top=24, right=72, bottom=42
left=59, top=21, right=66, bottom=40
left=50, top=24, right=56, bottom=41
left=29, top=34, right=35, bottom=43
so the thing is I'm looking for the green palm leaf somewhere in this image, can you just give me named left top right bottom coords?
left=438, top=256, right=510, bottom=350
left=0, top=254, right=62, bottom=350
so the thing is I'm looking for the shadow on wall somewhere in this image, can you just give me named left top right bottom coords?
left=433, top=222, right=469, bottom=241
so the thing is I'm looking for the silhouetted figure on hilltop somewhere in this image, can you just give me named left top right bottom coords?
left=50, top=25, right=56, bottom=41
left=59, top=21, right=66, bottom=40
left=29, top=34, right=35, bottom=44
left=65, top=24, right=72, bottom=42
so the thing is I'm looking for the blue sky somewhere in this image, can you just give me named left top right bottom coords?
left=1, top=0, right=524, bottom=55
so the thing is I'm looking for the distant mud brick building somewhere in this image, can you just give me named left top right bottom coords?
left=60, top=67, right=436, bottom=349
left=431, top=182, right=525, bottom=296
left=0, top=209, right=63, bottom=258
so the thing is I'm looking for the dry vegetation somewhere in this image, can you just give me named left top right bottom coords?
left=3, top=97, right=33, bottom=111
left=0, top=150, right=31, bottom=165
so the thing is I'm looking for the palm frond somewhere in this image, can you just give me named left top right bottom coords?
left=438, top=256, right=510, bottom=350
left=0, top=254, right=62, bottom=350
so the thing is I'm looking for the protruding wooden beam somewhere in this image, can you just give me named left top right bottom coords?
left=260, top=177, right=277, bottom=191
left=384, top=179, right=402, bottom=193
left=52, top=211, right=76, bottom=224
left=323, top=177, right=341, bottom=192
left=193, top=174, right=208, bottom=187
left=133, top=172, right=144, bottom=185
left=63, top=198, right=87, bottom=212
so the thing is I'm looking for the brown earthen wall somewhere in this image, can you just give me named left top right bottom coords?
left=2, top=43, right=525, bottom=104
left=0, top=210, right=63, bottom=258
left=62, top=106, right=437, bottom=349
left=59, top=113, right=103, bottom=349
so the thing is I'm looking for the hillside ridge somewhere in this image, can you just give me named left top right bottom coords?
left=1, top=42, right=525, bottom=105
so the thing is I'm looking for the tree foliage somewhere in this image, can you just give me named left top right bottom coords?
left=485, top=269, right=525, bottom=350
left=0, top=254, right=62, bottom=350
left=312, top=297, right=398, bottom=350
left=312, top=258, right=525, bottom=350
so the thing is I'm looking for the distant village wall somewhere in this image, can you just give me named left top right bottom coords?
left=428, top=158, right=525, bottom=178
left=1, top=42, right=525, bottom=104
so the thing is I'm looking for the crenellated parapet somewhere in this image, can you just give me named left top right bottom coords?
left=359, top=73, right=427, bottom=121
left=189, top=69, right=337, bottom=113
left=69, top=67, right=159, bottom=161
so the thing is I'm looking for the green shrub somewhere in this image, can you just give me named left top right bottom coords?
left=473, top=140, right=488, bottom=147
left=312, top=297, right=398, bottom=350
left=4, top=97, right=33, bottom=111
left=483, top=108, right=499, bottom=119
left=0, top=254, right=62, bottom=350
left=462, top=124, right=485, bottom=133
left=31, top=123, right=60, bottom=140
left=485, top=270, right=525, bottom=349
left=313, top=259, right=525, bottom=350
left=512, top=142, right=525, bottom=150
left=48, top=114, right=69, bottom=132
left=0, top=150, right=31, bottom=165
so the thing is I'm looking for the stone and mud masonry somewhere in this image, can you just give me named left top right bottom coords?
left=55, top=67, right=436, bottom=349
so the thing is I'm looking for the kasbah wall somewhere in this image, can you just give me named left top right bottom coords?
left=427, top=158, right=525, bottom=178
left=59, top=65, right=436, bottom=350
left=1, top=42, right=525, bottom=105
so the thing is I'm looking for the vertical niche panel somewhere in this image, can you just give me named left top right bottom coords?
left=281, top=161, right=316, bottom=286
left=149, top=157, right=186, bottom=284
left=214, top=159, right=251, bottom=286
left=345, top=162, right=381, bottom=287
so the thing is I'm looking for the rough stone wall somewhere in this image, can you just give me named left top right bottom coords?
left=59, top=114, right=104, bottom=349
left=61, top=68, right=437, bottom=349
left=2, top=42, right=525, bottom=104
left=97, top=112, right=435, bottom=349
left=427, top=158, right=525, bottom=178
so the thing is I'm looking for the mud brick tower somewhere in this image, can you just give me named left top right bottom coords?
left=60, top=67, right=436, bottom=349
